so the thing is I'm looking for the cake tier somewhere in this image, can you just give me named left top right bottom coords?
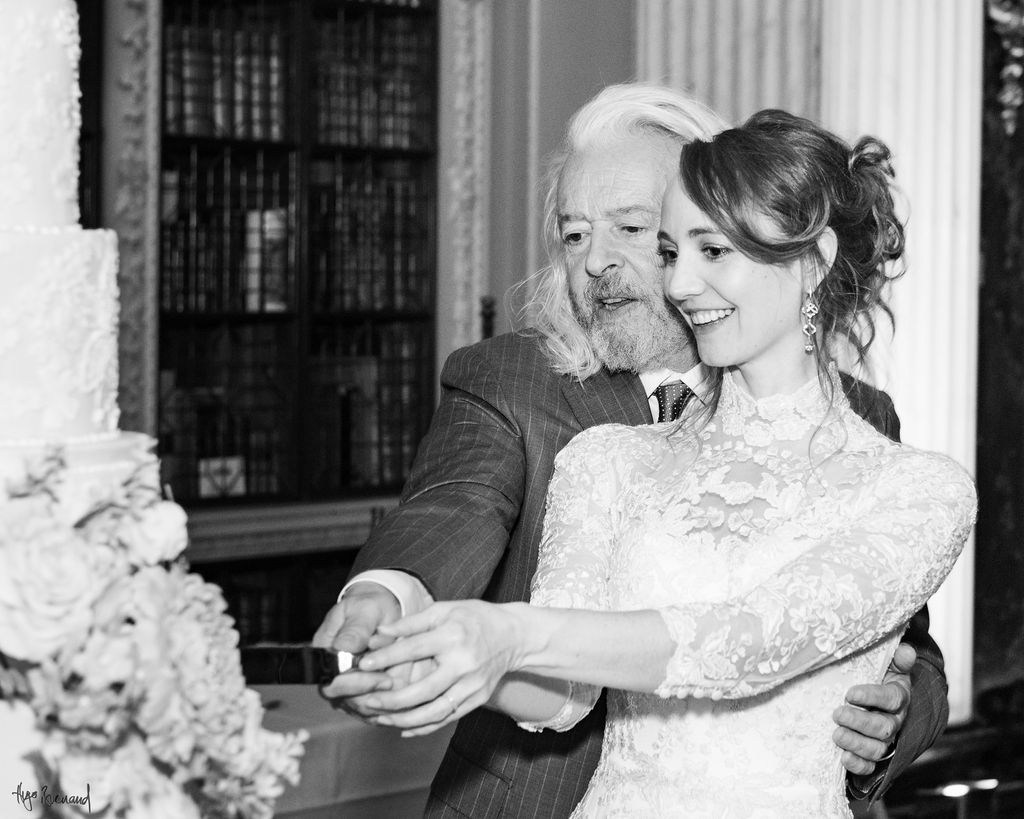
left=0, top=432, right=155, bottom=522
left=0, top=0, right=81, bottom=228
left=0, top=228, right=120, bottom=441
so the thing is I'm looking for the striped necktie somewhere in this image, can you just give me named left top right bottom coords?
left=654, top=381, right=691, bottom=422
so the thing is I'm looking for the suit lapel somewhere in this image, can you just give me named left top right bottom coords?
left=562, top=368, right=652, bottom=429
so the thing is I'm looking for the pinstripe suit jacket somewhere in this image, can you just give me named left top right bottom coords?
left=349, top=331, right=948, bottom=819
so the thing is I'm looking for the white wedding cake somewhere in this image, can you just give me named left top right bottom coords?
left=0, top=0, right=169, bottom=795
left=0, top=0, right=153, bottom=515
left=0, top=11, right=307, bottom=813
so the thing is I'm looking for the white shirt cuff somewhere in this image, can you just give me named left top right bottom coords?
left=339, top=570, right=434, bottom=617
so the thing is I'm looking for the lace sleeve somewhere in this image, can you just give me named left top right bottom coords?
left=655, top=451, right=977, bottom=700
left=518, top=426, right=624, bottom=732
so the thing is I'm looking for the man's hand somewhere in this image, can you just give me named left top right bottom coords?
left=313, top=583, right=407, bottom=717
left=834, top=642, right=915, bottom=779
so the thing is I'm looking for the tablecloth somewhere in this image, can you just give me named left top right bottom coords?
left=255, top=684, right=454, bottom=818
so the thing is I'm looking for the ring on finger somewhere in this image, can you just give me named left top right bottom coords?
left=444, top=692, right=458, bottom=717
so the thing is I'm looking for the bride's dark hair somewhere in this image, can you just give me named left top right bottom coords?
left=676, top=108, right=906, bottom=424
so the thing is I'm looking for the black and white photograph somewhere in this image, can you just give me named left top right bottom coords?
left=0, top=1, right=1021, bottom=817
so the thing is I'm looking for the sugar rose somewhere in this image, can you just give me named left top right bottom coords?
left=0, top=498, right=103, bottom=662
left=119, top=501, right=189, bottom=566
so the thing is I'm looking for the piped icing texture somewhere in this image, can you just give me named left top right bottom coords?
left=0, top=0, right=81, bottom=228
left=0, top=228, right=120, bottom=442
left=0, top=0, right=147, bottom=512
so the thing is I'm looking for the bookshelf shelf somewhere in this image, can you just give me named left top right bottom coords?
left=158, top=0, right=438, bottom=507
left=162, top=134, right=302, bottom=153
left=160, top=310, right=300, bottom=324
left=309, top=309, right=433, bottom=321
left=309, top=144, right=434, bottom=160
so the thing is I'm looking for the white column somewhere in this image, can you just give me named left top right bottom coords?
left=635, top=0, right=822, bottom=124
left=820, top=1, right=982, bottom=725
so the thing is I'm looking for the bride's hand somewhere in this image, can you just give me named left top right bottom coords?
left=355, top=600, right=521, bottom=736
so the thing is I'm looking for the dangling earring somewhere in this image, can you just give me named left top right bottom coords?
left=801, top=289, right=819, bottom=353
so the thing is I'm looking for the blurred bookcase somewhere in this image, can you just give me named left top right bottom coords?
left=157, top=0, right=438, bottom=514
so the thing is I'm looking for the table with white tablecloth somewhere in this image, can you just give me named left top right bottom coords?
left=256, top=684, right=455, bottom=818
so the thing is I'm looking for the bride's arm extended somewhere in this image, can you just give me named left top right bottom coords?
left=361, top=425, right=641, bottom=731
left=504, top=450, right=976, bottom=701
left=360, top=448, right=975, bottom=731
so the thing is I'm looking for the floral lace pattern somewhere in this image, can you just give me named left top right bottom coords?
left=530, top=369, right=976, bottom=818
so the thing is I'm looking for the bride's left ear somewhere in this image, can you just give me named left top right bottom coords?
left=807, top=227, right=838, bottom=292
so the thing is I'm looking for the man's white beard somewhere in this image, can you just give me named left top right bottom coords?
left=584, top=299, right=692, bottom=374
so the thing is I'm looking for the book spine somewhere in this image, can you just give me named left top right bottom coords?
left=181, top=25, right=213, bottom=136
left=268, top=31, right=285, bottom=141
left=233, top=29, right=250, bottom=139
left=244, top=210, right=263, bottom=311
left=164, top=23, right=183, bottom=134
left=211, top=28, right=230, bottom=137
left=250, top=28, right=267, bottom=141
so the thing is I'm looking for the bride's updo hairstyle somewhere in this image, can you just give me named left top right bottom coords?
left=677, top=108, right=905, bottom=408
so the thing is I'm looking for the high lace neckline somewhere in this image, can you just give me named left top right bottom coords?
left=716, top=362, right=849, bottom=447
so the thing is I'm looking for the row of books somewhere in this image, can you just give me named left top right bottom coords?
left=159, top=369, right=421, bottom=498
left=310, top=14, right=429, bottom=76
left=160, top=321, right=294, bottom=395
left=164, top=22, right=287, bottom=140
left=224, top=582, right=285, bottom=646
left=309, top=324, right=427, bottom=490
left=162, top=14, right=432, bottom=149
left=160, top=157, right=429, bottom=314
left=159, top=413, right=286, bottom=501
left=157, top=321, right=427, bottom=500
left=313, top=67, right=429, bottom=149
left=347, top=0, right=425, bottom=6
left=307, top=357, right=420, bottom=490
left=161, top=208, right=293, bottom=313
left=309, top=168, right=430, bottom=312
left=160, top=208, right=430, bottom=315
left=312, top=17, right=433, bottom=148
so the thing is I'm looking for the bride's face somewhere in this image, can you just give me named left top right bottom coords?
left=657, top=178, right=815, bottom=397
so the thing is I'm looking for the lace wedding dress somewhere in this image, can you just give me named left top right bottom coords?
left=527, top=369, right=976, bottom=819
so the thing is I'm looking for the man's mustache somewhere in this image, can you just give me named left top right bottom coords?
left=583, top=277, right=654, bottom=305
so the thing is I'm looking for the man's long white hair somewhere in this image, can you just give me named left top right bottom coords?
left=517, top=82, right=728, bottom=380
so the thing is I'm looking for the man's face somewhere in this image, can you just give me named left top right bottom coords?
left=557, top=134, right=696, bottom=373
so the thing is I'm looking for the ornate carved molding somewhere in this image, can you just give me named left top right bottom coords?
left=110, top=0, right=161, bottom=436
left=443, top=0, right=492, bottom=350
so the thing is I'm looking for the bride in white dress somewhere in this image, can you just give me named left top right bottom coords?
left=358, top=110, right=977, bottom=818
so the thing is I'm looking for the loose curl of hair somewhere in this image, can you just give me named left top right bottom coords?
left=677, top=108, right=906, bottom=422
left=514, top=82, right=729, bottom=380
